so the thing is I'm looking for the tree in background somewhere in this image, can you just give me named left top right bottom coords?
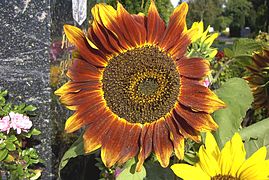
left=225, top=0, right=252, bottom=36
left=186, top=0, right=224, bottom=29
left=248, top=0, right=269, bottom=33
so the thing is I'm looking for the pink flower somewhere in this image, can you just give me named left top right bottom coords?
left=9, top=112, right=32, bottom=134
left=114, top=167, right=123, bottom=178
left=203, top=78, right=210, bottom=87
left=0, top=116, right=11, bottom=133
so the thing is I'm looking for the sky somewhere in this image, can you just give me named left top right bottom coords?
left=170, top=0, right=188, bottom=7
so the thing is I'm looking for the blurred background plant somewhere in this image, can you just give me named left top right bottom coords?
left=0, top=90, right=43, bottom=180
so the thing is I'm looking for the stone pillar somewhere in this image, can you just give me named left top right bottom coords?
left=0, top=0, right=53, bottom=179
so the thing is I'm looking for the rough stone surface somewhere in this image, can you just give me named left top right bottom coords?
left=0, top=0, right=53, bottom=179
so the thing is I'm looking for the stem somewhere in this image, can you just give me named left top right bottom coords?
left=211, top=58, right=234, bottom=83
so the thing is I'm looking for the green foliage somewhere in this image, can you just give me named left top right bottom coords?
left=116, top=158, right=146, bottom=180
left=224, top=38, right=264, bottom=66
left=212, top=78, right=254, bottom=148
left=239, top=118, right=269, bottom=158
left=187, top=0, right=224, bottom=28
left=0, top=90, right=43, bottom=180
left=144, top=160, right=174, bottom=180
left=58, top=134, right=84, bottom=176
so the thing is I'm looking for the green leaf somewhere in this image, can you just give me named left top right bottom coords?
left=212, top=78, right=253, bottom=148
left=58, top=134, right=84, bottom=176
left=0, top=149, right=9, bottom=161
left=116, top=158, right=146, bottom=180
left=25, top=128, right=41, bottom=138
left=0, top=142, right=6, bottom=149
left=224, top=48, right=234, bottom=58
left=232, top=38, right=263, bottom=57
left=0, top=90, right=8, bottom=96
left=144, top=161, right=174, bottom=180
left=6, top=142, right=16, bottom=151
left=7, top=135, right=17, bottom=142
left=239, top=118, right=269, bottom=158
left=24, top=105, right=37, bottom=112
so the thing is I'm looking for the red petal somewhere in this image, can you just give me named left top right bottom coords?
left=64, top=25, right=107, bottom=67
left=153, top=118, right=173, bottom=167
left=177, top=57, right=210, bottom=79
left=179, top=78, right=226, bottom=113
left=174, top=103, right=218, bottom=131
left=91, top=3, right=131, bottom=49
left=116, top=2, right=147, bottom=46
left=170, top=111, right=201, bottom=142
left=83, top=111, right=115, bottom=153
left=66, top=58, right=102, bottom=82
left=136, top=122, right=155, bottom=171
left=159, top=3, right=188, bottom=51
left=101, top=118, right=127, bottom=167
left=117, top=123, right=142, bottom=165
left=147, top=0, right=166, bottom=45
left=165, top=115, right=185, bottom=160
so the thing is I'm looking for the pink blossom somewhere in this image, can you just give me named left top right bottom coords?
left=203, top=78, right=210, bottom=87
left=9, top=112, right=32, bottom=134
left=0, top=116, right=11, bottom=133
left=114, top=167, right=123, bottom=178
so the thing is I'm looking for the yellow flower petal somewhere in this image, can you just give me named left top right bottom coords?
left=204, top=33, right=219, bottom=48
left=171, top=164, right=210, bottom=180
left=219, top=133, right=246, bottom=176
left=205, top=132, right=220, bottom=159
left=198, top=145, right=220, bottom=177
left=237, top=147, right=268, bottom=179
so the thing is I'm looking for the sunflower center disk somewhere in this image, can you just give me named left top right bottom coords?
left=211, top=175, right=239, bottom=180
left=102, top=46, right=180, bottom=124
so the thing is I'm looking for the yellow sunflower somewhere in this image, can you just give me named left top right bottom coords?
left=55, top=1, right=225, bottom=171
left=245, top=49, right=269, bottom=111
left=171, top=132, right=269, bottom=180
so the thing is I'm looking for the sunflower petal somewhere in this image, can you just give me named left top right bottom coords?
left=171, top=110, right=201, bottom=142
left=101, top=118, right=127, bottom=167
left=67, top=58, right=102, bottom=82
left=171, top=164, right=210, bottom=180
left=174, top=103, right=218, bottom=132
left=179, top=78, right=226, bottom=113
left=165, top=115, right=184, bottom=160
left=147, top=0, right=166, bottom=44
left=117, top=123, right=142, bottom=165
left=65, top=102, right=106, bottom=133
left=63, top=25, right=107, bottom=67
left=177, top=58, right=210, bottom=79
left=90, top=21, right=122, bottom=55
left=237, top=146, right=267, bottom=179
left=91, top=3, right=131, bottom=49
left=116, top=2, right=146, bottom=46
left=205, top=132, right=220, bottom=159
left=219, top=133, right=246, bottom=176
left=153, top=118, right=173, bottom=167
left=159, top=2, right=188, bottom=51
left=197, top=146, right=220, bottom=177
left=83, top=111, right=115, bottom=153
left=136, top=123, right=155, bottom=172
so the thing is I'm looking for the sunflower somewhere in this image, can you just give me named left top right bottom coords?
left=171, top=132, right=269, bottom=180
left=245, top=49, right=269, bottom=111
left=55, top=1, right=225, bottom=171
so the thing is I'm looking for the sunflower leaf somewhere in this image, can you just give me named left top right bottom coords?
left=239, top=118, right=269, bottom=158
left=144, top=160, right=174, bottom=180
left=58, top=134, right=84, bottom=177
left=116, top=158, right=146, bottom=180
left=212, top=78, right=253, bottom=148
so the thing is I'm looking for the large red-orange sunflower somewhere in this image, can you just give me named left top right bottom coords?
left=55, top=1, right=225, bottom=171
